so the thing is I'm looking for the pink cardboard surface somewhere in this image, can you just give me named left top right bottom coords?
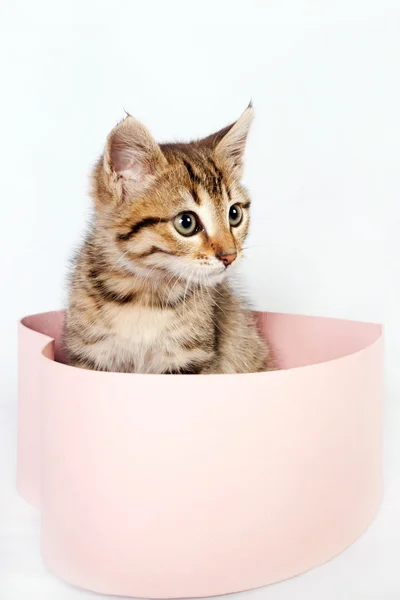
left=17, top=310, right=383, bottom=598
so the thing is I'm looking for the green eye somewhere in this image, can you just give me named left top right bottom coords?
left=229, top=204, right=243, bottom=227
left=173, top=212, right=199, bottom=237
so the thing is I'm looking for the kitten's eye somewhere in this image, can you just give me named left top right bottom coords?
left=173, top=212, right=199, bottom=237
left=229, top=204, right=243, bottom=227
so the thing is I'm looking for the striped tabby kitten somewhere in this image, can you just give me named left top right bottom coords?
left=64, top=106, right=273, bottom=373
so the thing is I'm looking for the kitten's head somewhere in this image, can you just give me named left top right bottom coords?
left=92, top=106, right=254, bottom=287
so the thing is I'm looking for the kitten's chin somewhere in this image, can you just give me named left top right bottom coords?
left=185, top=268, right=227, bottom=287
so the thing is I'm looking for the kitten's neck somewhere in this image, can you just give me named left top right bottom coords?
left=86, top=242, right=194, bottom=308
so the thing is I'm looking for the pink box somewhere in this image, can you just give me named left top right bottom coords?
left=17, top=310, right=383, bottom=598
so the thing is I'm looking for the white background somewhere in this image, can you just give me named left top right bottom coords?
left=0, top=1, right=399, bottom=598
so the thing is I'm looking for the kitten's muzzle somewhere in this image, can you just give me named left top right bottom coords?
left=216, top=252, right=237, bottom=267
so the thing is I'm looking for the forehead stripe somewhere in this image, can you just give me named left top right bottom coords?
left=182, top=159, right=202, bottom=186
left=182, top=158, right=202, bottom=204
left=207, top=157, right=223, bottom=180
left=205, top=157, right=221, bottom=196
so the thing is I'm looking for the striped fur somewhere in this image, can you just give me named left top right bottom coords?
left=64, top=107, right=274, bottom=373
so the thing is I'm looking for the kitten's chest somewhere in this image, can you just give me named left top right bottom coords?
left=111, top=304, right=177, bottom=347
left=99, top=299, right=212, bottom=373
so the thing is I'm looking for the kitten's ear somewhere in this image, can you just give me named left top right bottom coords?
left=103, top=115, right=167, bottom=196
left=200, top=105, right=254, bottom=177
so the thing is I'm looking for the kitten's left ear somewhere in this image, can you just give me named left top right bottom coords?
left=201, top=105, right=254, bottom=176
left=103, top=115, right=167, bottom=198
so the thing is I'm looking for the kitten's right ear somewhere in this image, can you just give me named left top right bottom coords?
left=103, top=115, right=167, bottom=198
left=199, top=105, right=254, bottom=178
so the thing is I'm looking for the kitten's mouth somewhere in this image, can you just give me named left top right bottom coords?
left=120, top=252, right=234, bottom=288
left=176, top=255, right=240, bottom=286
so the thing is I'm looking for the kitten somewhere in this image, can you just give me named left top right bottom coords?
left=64, top=106, right=274, bottom=374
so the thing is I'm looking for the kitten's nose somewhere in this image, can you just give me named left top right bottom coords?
left=216, top=252, right=237, bottom=267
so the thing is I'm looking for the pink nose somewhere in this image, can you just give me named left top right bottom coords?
left=216, top=252, right=237, bottom=267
